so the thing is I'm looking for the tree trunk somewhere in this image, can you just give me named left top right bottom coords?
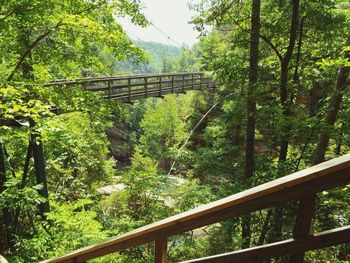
left=312, top=36, right=350, bottom=165
left=278, top=0, right=300, bottom=164
left=242, top=0, right=261, bottom=249
left=289, top=34, right=349, bottom=263
left=271, top=0, right=300, bottom=245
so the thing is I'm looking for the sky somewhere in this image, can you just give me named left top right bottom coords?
left=116, top=0, right=200, bottom=48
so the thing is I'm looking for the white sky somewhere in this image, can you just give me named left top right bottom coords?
left=116, top=0, right=200, bottom=47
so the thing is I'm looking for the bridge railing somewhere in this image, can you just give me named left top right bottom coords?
left=42, top=154, right=350, bottom=263
left=46, top=72, right=217, bottom=102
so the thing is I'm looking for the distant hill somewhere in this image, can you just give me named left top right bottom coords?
left=116, top=40, right=183, bottom=73
left=138, top=41, right=182, bottom=72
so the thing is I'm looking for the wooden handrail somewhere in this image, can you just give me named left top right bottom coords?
left=45, top=72, right=205, bottom=86
left=44, top=72, right=216, bottom=104
left=42, top=154, right=350, bottom=263
left=180, top=226, right=350, bottom=263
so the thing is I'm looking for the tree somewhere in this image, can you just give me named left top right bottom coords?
left=313, top=36, right=350, bottom=164
left=242, top=0, right=261, bottom=249
left=0, top=0, right=147, bottom=258
left=191, top=0, right=350, bottom=257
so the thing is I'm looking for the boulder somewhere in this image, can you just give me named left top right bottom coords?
left=0, top=255, right=8, bottom=263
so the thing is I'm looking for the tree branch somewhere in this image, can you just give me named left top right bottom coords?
left=6, top=1, right=109, bottom=82
left=282, top=0, right=300, bottom=64
left=6, top=28, right=56, bottom=81
left=0, top=9, right=14, bottom=21
left=75, top=1, right=106, bottom=15
left=229, top=17, right=283, bottom=62
left=259, top=33, right=283, bottom=62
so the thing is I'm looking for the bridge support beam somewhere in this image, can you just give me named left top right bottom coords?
left=30, top=121, right=50, bottom=215
left=0, top=139, right=7, bottom=194
left=0, top=139, right=11, bottom=244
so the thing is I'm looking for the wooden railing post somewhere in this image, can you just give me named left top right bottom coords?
left=199, top=74, right=203, bottom=90
left=191, top=74, right=194, bottom=89
left=128, top=78, right=132, bottom=102
left=144, top=77, right=148, bottom=98
left=182, top=75, right=185, bottom=92
left=159, top=76, right=162, bottom=97
left=289, top=195, right=316, bottom=263
left=107, top=80, right=112, bottom=100
left=155, top=238, right=167, bottom=263
left=171, top=75, right=174, bottom=93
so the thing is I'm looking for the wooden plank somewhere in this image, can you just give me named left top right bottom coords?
left=180, top=226, right=350, bottom=263
left=289, top=195, right=316, bottom=263
left=155, top=238, right=167, bottom=263
left=41, top=154, right=350, bottom=263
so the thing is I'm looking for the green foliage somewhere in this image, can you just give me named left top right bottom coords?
left=0, top=0, right=147, bottom=81
left=43, top=112, right=115, bottom=201
left=139, top=94, right=194, bottom=168
left=0, top=177, right=44, bottom=213
left=9, top=199, right=108, bottom=263
left=1, top=0, right=350, bottom=262
left=0, top=85, right=52, bottom=122
left=98, top=148, right=214, bottom=262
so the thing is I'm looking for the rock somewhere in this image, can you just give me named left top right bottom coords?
left=0, top=255, right=8, bottom=263
left=96, top=183, right=126, bottom=195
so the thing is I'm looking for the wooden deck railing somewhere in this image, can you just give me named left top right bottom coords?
left=46, top=72, right=217, bottom=102
left=42, top=154, right=350, bottom=263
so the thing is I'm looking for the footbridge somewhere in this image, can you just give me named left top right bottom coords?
left=47, top=72, right=217, bottom=103
left=0, top=71, right=217, bottom=221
